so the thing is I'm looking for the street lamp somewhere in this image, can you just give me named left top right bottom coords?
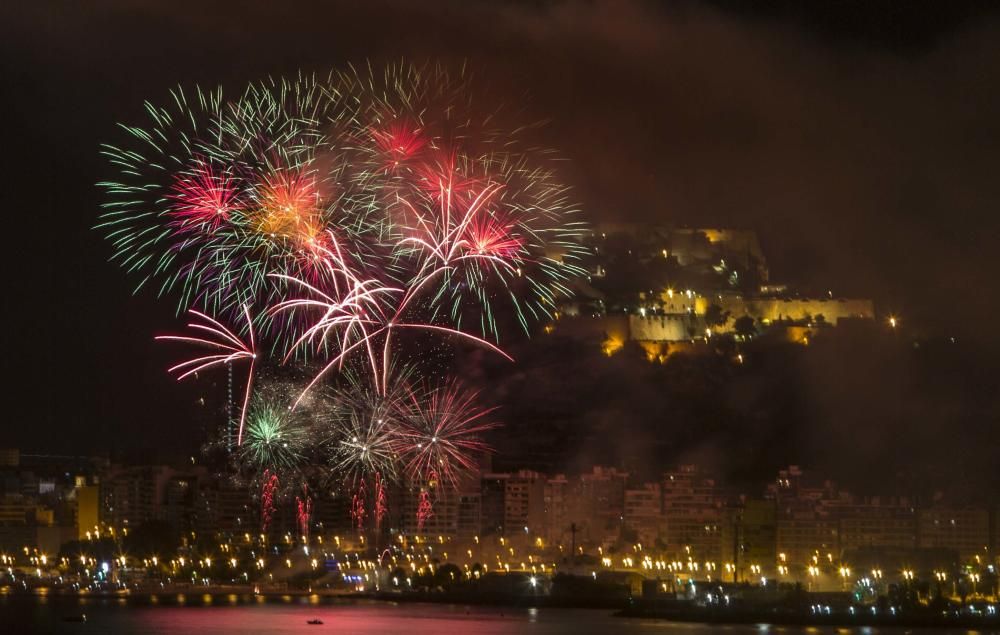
left=839, top=566, right=851, bottom=590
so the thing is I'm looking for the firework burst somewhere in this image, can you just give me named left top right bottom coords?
left=396, top=380, right=498, bottom=489
left=325, top=375, right=406, bottom=484
left=168, top=162, right=242, bottom=233
left=239, top=397, right=307, bottom=474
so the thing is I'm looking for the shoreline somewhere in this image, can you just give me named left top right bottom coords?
left=1, top=586, right=619, bottom=609
left=616, top=604, right=1000, bottom=630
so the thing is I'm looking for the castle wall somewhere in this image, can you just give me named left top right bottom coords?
left=628, top=314, right=692, bottom=341
left=559, top=295, right=872, bottom=347
left=692, top=296, right=874, bottom=325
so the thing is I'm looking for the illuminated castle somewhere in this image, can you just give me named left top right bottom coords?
left=556, top=225, right=874, bottom=352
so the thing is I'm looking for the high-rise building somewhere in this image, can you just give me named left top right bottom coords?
left=195, top=480, right=251, bottom=537
left=542, top=474, right=570, bottom=544
left=624, top=483, right=662, bottom=545
left=571, top=466, right=628, bottom=544
left=504, top=470, right=546, bottom=536
left=100, top=465, right=206, bottom=530
left=480, top=473, right=509, bottom=537
left=455, top=491, right=482, bottom=540
left=768, top=466, right=848, bottom=569
left=400, top=469, right=482, bottom=539
left=661, top=466, right=724, bottom=561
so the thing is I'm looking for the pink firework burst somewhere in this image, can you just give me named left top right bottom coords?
left=168, top=163, right=241, bottom=232
left=464, top=211, right=524, bottom=260
left=396, top=380, right=498, bottom=490
left=289, top=227, right=340, bottom=286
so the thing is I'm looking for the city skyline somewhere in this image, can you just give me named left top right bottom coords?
left=2, top=448, right=997, bottom=595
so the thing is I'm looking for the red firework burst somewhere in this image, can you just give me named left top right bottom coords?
left=465, top=211, right=524, bottom=259
left=370, top=121, right=426, bottom=170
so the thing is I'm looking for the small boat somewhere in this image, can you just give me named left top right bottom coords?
left=307, top=618, right=324, bottom=625
left=62, top=614, right=87, bottom=623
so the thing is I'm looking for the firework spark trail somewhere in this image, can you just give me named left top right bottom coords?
left=274, top=255, right=515, bottom=405
left=397, top=180, right=511, bottom=266
left=267, top=234, right=402, bottom=398
left=296, top=488, right=312, bottom=540
left=416, top=486, right=434, bottom=532
left=374, top=473, right=388, bottom=534
left=351, top=480, right=367, bottom=532
left=260, top=470, right=279, bottom=532
left=156, top=305, right=257, bottom=444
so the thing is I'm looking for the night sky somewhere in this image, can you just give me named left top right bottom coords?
left=4, top=1, right=1000, bottom=488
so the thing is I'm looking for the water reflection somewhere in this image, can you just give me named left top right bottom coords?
left=0, top=596, right=978, bottom=635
